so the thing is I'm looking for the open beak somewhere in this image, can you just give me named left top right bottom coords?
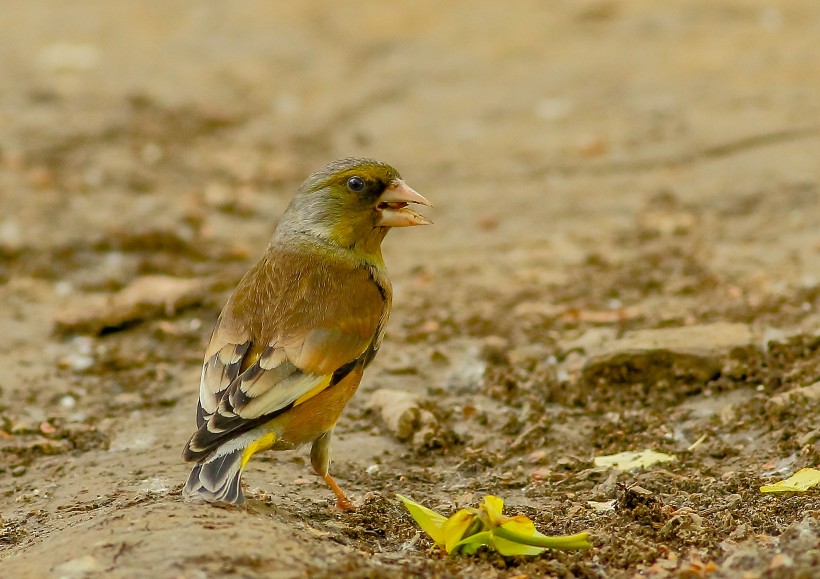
left=375, top=179, right=433, bottom=227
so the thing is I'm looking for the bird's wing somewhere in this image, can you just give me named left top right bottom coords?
left=195, top=318, right=250, bottom=428
left=184, top=258, right=387, bottom=461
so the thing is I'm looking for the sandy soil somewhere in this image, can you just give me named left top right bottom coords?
left=1, top=1, right=819, bottom=577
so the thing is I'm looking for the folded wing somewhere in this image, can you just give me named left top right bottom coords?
left=184, top=256, right=388, bottom=462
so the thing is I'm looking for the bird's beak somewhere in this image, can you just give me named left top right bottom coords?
left=375, top=179, right=433, bottom=227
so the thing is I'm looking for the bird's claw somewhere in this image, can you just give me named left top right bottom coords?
left=336, top=496, right=356, bottom=512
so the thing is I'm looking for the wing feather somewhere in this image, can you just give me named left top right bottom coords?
left=183, top=251, right=389, bottom=463
left=196, top=340, right=250, bottom=427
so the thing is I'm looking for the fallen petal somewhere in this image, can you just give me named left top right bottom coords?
left=594, top=449, right=676, bottom=471
left=760, top=468, right=820, bottom=493
left=396, top=494, right=449, bottom=546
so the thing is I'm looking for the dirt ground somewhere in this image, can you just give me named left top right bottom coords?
left=1, top=1, right=819, bottom=577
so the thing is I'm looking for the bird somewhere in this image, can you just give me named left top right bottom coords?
left=182, top=157, right=431, bottom=510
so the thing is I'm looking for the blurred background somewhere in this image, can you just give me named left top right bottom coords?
left=1, top=2, right=819, bottom=577
left=3, top=0, right=818, bottom=280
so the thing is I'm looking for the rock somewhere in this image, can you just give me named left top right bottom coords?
left=53, top=555, right=102, bottom=577
left=797, top=429, right=820, bottom=446
left=366, top=389, right=419, bottom=440
left=0, top=218, right=23, bottom=253
left=56, top=336, right=97, bottom=373
left=54, top=275, right=214, bottom=335
left=582, top=322, right=754, bottom=386
left=717, top=516, right=820, bottom=578
left=2, top=435, right=73, bottom=456
left=366, top=389, right=438, bottom=445
left=594, top=322, right=753, bottom=354
left=561, top=327, right=618, bottom=354
left=767, top=381, right=820, bottom=414
left=779, top=515, right=820, bottom=553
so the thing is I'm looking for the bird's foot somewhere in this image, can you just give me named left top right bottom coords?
left=324, top=474, right=356, bottom=512
left=335, top=495, right=356, bottom=512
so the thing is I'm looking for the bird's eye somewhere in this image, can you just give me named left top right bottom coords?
left=346, top=176, right=365, bottom=192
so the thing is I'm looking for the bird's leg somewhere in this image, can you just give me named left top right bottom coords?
left=311, top=430, right=355, bottom=511
left=323, top=473, right=355, bottom=512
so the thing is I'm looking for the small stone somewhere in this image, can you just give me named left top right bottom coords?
left=768, top=382, right=820, bottom=414
left=140, top=477, right=170, bottom=496
left=531, top=467, right=551, bottom=481
left=768, top=553, right=793, bottom=570
left=10, top=418, right=40, bottom=435
left=53, top=555, right=102, bottom=576
left=63, top=353, right=95, bottom=372
left=111, top=392, right=142, bottom=409
left=60, top=395, right=77, bottom=410
left=55, top=281, right=74, bottom=296
left=526, top=450, right=547, bottom=464
left=576, top=135, right=607, bottom=157
left=366, top=389, right=439, bottom=446
left=366, top=389, right=421, bottom=441
left=54, top=275, right=213, bottom=335
left=588, top=499, right=616, bottom=512
left=0, top=219, right=23, bottom=252
left=583, top=323, right=754, bottom=386
left=797, top=429, right=820, bottom=446
left=39, top=422, right=57, bottom=435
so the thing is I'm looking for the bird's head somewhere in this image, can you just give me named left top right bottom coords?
left=278, top=157, right=432, bottom=257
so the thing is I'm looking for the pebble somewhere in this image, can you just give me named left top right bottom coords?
left=0, top=219, right=22, bottom=251
left=366, top=389, right=438, bottom=446
left=366, top=389, right=423, bottom=441
left=54, top=275, right=212, bottom=335
left=768, top=381, right=820, bottom=413
left=53, top=555, right=102, bottom=577
left=140, top=477, right=170, bottom=496
left=582, top=322, right=754, bottom=386
left=60, top=395, right=77, bottom=410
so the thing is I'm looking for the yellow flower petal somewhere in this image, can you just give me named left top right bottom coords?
left=396, top=494, right=448, bottom=546
left=399, top=494, right=592, bottom=557
left=503, top=515, right=538, bottom=535
left=760, top=468, right=820, bottom=493
left=481, top=495, right=507, bottom=525
left=442, top=509, right=478, bottom=553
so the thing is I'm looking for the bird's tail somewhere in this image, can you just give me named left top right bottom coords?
left=183, top=449, right=246, bottom=504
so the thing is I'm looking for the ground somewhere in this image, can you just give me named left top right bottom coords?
left=1, top=1, right=819, bottom=578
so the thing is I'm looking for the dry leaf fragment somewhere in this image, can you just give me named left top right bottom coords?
left=760, top=468, right=820, bottom=493
left=594, top=449, right=677, bottom=471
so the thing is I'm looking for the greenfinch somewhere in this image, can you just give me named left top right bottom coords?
left=182, top=157, right=431, bottom=509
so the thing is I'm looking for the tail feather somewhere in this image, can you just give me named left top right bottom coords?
left=183, top=449, right=245, bottom=504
